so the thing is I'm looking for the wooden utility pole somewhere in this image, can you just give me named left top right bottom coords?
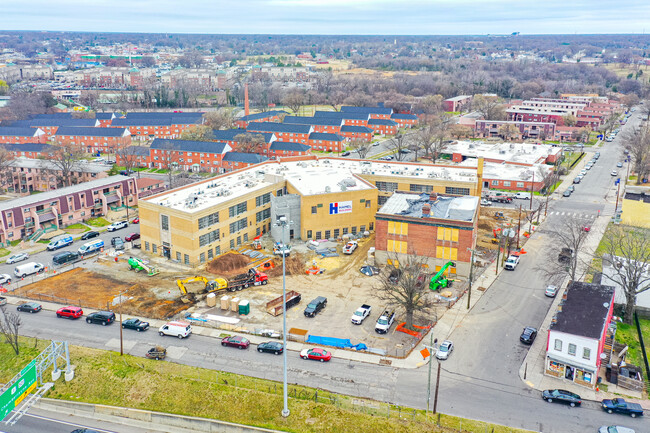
left=516, top=204, right=522, bottom=249
left=433, top=361, right=441, bottom=414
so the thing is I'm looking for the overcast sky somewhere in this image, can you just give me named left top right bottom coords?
left=3, top=0, right=650, bottom=35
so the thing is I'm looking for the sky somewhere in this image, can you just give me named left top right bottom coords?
left=3, top=0, right=650, bottom=35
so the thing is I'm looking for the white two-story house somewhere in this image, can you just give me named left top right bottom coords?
left=545, top=282, right=615, bottom=389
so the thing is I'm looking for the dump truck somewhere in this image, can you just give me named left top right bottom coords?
left=177, top=268, right=269, bottom=302
left=266, top=291, right=301, bottom=316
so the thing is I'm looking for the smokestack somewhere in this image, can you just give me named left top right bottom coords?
left=244, top=83, right=250, bottom=116
left=429, top=192, right=438, bottom=202
left=422, top=203, right=431, bottom=217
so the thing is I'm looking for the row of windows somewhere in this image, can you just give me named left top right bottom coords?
left=436, top=246, right=458, bottom=261
left=553, top=339, right=591, bottom=360
left=305, top=224, right=372, bottom=240
left=255, top=193, right=271, bottom=207
left=490, top=181, right=525, bottom=188
left=256, top=208, right=271, bottom=223
left=199, top=228, right=220, bottom=247
left=376, top=181, right=398, bottom=192
left=198, top=211, right=220, bottom=229
left=229, top=217, right=247, bottom=234
left=445, top=187, right=471, bottom=195
left=410, top=184, right=433, bottom=193
left=229, top=202, right=247, bottom=218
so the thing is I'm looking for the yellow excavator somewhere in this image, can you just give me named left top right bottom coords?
left=177, top=276, right=227, bottom=303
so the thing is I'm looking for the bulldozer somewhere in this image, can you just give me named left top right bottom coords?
left=177, top=276, right=227, bottom=303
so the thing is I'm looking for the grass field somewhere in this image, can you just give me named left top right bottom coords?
left=0, top=340, right=532, bottom=433
left=614, top=319, right=650, bottom=369
left=64, top=223, right=90, bottom=232
left=85, top=217, right=110, bottom=227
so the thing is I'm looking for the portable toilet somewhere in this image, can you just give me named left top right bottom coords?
left=238, top=300, right=250, bottom=315
left=230, top=297, right=240, bottom=312
left=220, top=295, right=230, bottom=310
left=206, top=293, right=217, bottom=307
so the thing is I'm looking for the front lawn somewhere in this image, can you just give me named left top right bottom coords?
left=64, top=223, right=90, bottom=232
left=85, top=217, right=110, bottom=227
left=0, top=248, right=10, bottom=258
left=614, top=319, right=650, bottom=369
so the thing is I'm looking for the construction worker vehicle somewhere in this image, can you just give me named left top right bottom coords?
left=127, top=257, right=159, bottom=276
left=177, top=268, right=269, bottom=303
left=429, top=261, right=455, bottom=291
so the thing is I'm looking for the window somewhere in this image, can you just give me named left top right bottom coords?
left=311, top=206, right=317, bottom=214
left=243, top=233, right=248, bottom=242
left=342, top=227, right=348, bottom=235
left=360, top=225, right=366, bottom=233
left=365, top=200, right=371, bottom=208
left=333, top=229, right=339, bottom=238
left=230, top=239, right=235, bottom=249
left=256, top=208, right=270, bottom=223
left=491, top=180, right=499, bottom=186
left=176, top=252, right=181, bottom=261
left=198, top=211, right=219, bottom=229
left=445, top=187, right=471, bottom=195
left=200, top=253, right=206, bottom=264
left=437, top=228, right=459, bottom=242
left=387, top=240, right=408, bottom=253
left=152, top=244, right=158, bottom=254
left=325, top=230, right=331, bottom=239
left=435, top=246, right=458, bottom=260
left=229, top=201, right=248, bottom=218
left=184, top=254, right=190, bottom=265
left=255, top=193, right=271, bottom=207
left=277, top=188, right=283, bottom=197
left=369, top=222, right=374, bottom=231
left=145, top=241, right=150, bottom=251
left=503, top=181, right=511, bottom=187
left=378, top=195, right=389, bottom=205
left=199, top=229, right=220, bottom=247
left=568, top=344, right=576, bottom=356
left=81, top=212, right=85, bottom=217
left=229, top=218, right=247, bottom=234
left=315, top=231, right=322, bottom=240
left=554, top=339, right=562, bottom=351
left=388, top=221, right=408, bottom=235
left=351, top=226, right=357, bottom=234
left=161, top=214, right=169, bottom=231
left=376, top=181, right=398, bottom=192
left=306, top=230, right=312, bottom=239
left=583, top=348, right=591, bottom=360
left=410, top=184, right=433, bottom=193
left=215, top=246, right=221, bottom=256
left=517, top=182, right=524, bottom=188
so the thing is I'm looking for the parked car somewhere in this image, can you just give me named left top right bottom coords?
left=257, top=341, right=284, bottom=355
left=567, top=185, right=575, bottom=193
left=132, top=218, right=140, bottom=224
left=359, top=265, right=380, bottom=276
left=598, top=427, right=635, bottom=433
left=545, top=285, right=559, bottom=297
left=107, top=220, right=128, bottom=232
left=300, top=348, right=332, bottom=362
left=6, top=253, right=29, bottom=264
left=0, top=274, right=11, bottom=285
left=504, top=255, right=520, bottom=270
left=122, top=318, right=149, bottom=331
left=304, top=296, right=327, bottom=317
left=601, top=398, right=644, bottom=417
left=81, top=230, right=100, bottom=240
left=617, top=162, right=623, bottom=168
left=341, top=151, right=351, bottom=156
left=86, top=311, right=116, bottom=326
left=611, top=170, right=618, bottom=177
left=562, top=190, right=572, bottom=197
left=221, top=335, right=250, bottom=349
left=436, top=340, right=454, bottom=360
left=56, top=306, right=83, bottom=319
left=388, top=269, right=402, bottom=284
left=480, top=199, right=492, bottom=206
left=542, top=389, right=582, bottom=407
left=520, top=327, right=537, bottom=344
left=125, top=233, right=140, bottom=242
left=14, top=262, right=45, bottom=278
left=16, top=302, right=42, bottom=313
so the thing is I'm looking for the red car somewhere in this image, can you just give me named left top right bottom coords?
left=300, top=348, right=332, bottom=362
left=583, top=225, right=591, bottom=232
left=221, top=335, right=250, bottom=349
left=56, top=306, right=83, bottom=319
left=132, top=218, right=140, bottom=224
left=125, top=233, right=140, bottom=242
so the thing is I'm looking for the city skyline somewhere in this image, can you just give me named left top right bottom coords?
left=3, top=0, right=649, bottom=35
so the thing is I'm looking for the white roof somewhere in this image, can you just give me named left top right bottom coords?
left=458, top=158, right=552, bottom=182
left=146, top=157, right=479, bottom=213
left=445, top=140, right=561, bottom=165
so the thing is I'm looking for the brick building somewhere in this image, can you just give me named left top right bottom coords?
left=234, top=110, right=287, bottom=129
left=368, top=118, right=398, bottom=135
left=390, top=113, right=419, bottom=128
left=308, top=132, right=345, bottom=152
left=0, top=127, right=47, bottom=144
left=3, top=143, right=57, bottom=159
left=268, top=142, right=311, bottom=157
left=115, top=145, right=150, bottom=168
left=443, top=95, right=472, bottom=112
left=10, top=118, right=100, bottom=135
left=374, top=191, right=479, bottom=278
left=221, top=152, right=268, bottom=171
left=149, top=139, right=232, bottom=172
left=474, top=120, right=556, bottom=140
left=339, top=125, right=374, bottom=142
left=314, top=111, right=370, bottom=127
left=283, top=116, right=343, bottom=134
left=0, top=175, right=137, bottom=243
left=340, top=105, right=393, bottom=119
left=3, top=158, right=108, bottom=195
left=246, top=122, right=312, bottom=143
left=111, top=112, right=203, bottom=141
left=54, top=127, right=131, bottom=153
left=136, top=177, right=167, bottom=198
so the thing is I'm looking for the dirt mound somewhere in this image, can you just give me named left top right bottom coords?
left=206, top=253, right=251, bottom=275
left=267, top=252, right=306, bottom=277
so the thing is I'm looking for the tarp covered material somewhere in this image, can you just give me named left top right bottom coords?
left=306, top=335, right=367, bottom=351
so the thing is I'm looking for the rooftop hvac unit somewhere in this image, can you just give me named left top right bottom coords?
left=499, top=150, right=506, bottom=154
left=340, top=185, right=347, bottom=191
left=341, top=178, right=357, bottom=187
left=325, top=186, right=331, bottom=193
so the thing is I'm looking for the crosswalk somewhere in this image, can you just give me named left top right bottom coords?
left=547, top=211, right=600, bottom=219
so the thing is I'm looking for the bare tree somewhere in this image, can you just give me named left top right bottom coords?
left=471, top=95, right=506, bottom=120
left=623, top=123, right=650, bottom=184
left=115, top=144, right=142, bottom=176
left=235, top=133, right=267, bottom=154
left=449, top=124, right=473, bottom=140
left=0, top=146, right=16, bottom=192
left=415, top=120, right=436, bottom=161
left=537, top=216, right=590, bottom=284
left=599, top=226, right=650, bottom=324
left=155, top=142, right=181, bottom=188
left=43, top=144, right=84, bottom=187
left=179, top=125, right=215, bottom=141
left=203, top=109, right=234, bottom=130
left=562, top=114, right=577, bottom=127
left=431, top=114, right=453, bottom=161
left=282, top=90, right=305, bottom=115
left=376, top=253, right=433, bottom=330
left=0, top=305, right=22, bottom=355
left=498, top=123, right=519, bottom=141
left=387, top=133, right=408, bottom=161
left=348, top=138, right=371, bottom=159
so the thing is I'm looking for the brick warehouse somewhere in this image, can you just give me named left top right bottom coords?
left=374, top=191, right=479, bottom=278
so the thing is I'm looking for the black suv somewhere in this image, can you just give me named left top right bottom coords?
left=304, top=296, right=327, bottom=317
left=86, top=311, right=116, bottom=326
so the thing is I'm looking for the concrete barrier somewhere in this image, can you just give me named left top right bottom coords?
left=35, top=398, right=281, bottom=433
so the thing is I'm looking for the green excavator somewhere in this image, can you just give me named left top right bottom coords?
left=429, top=261, right=455, bottom=291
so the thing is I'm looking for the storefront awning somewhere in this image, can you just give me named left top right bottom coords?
left=546, top=355, right=596, bottom=373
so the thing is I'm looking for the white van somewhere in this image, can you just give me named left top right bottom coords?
left=78, top=239, right=105, bottom=255
left=514, top=192, right=532, bottom=200
left=47, top=234, right=73, bottom=251
left=158, top=321, right=192, bottom=338
left=14, top=262, right=45, bottom=278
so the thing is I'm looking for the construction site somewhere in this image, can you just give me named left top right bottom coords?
left=9, top=203, right=521, bottom=357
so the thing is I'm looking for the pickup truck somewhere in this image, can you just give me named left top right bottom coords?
left=558, top=248, right=574, bottom=263
left=601, top=398, right=644, bottom=417
left=351, top=304, right=372, bottom=325
left=375, top=310, right=396, bottom=334
left=504, top=255, right=520, bottom=270
left=343, top=240, right=358, bottom=255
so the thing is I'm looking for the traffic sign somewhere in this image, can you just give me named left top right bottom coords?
left=0, top=361, right=37, bottom=421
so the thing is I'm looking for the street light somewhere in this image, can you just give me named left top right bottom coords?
left=275, top=216, right=292, bottom=418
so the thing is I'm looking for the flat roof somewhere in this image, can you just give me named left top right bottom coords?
left=378, top=192, right=478, bottom=222
left=445, top=140, right=561, bottom=165
left=146, top=157, right=479, bottom=214
left=459, top=159, right=552, bottom=182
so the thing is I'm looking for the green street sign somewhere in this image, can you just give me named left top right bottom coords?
left=0, top=361, right=37, bottom=421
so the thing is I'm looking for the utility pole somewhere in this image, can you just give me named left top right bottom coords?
left=432, top=361, right=441, bottom=414
left=516, top=204, right=522, bottom=249
left=529, top=172, right=534, bottom=212
left=614, top=179, right=621, bottom=214
left=467, top=249, right=474, bottom=309
left=426, top=335, right=437, bottom=414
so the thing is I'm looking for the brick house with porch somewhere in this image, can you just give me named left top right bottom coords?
left=54, top=126, right=132, bottom=153
left=0, top=175, right=137, bottom=243
left=149, top=139, right=232, bottom=173
left=0, top=127, right=47, bottom=144
left=308, top=132, right=345, bottom=152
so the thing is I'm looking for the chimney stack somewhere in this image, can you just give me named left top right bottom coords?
left=244, top=83, right=250, bottom=116
left=422, top=203, right=431, bottom=217
left=429, top=192, right=438, bottom=202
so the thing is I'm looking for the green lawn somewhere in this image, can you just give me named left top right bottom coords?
left=0, top=248, right=10, bottom=258
left=0, top=340, right=532, bottom=433
left=85, top=217, right=110, bottom=227
left=614, top=319, right=650, bottom=369
left=64, top=223, right=90, bottom=232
